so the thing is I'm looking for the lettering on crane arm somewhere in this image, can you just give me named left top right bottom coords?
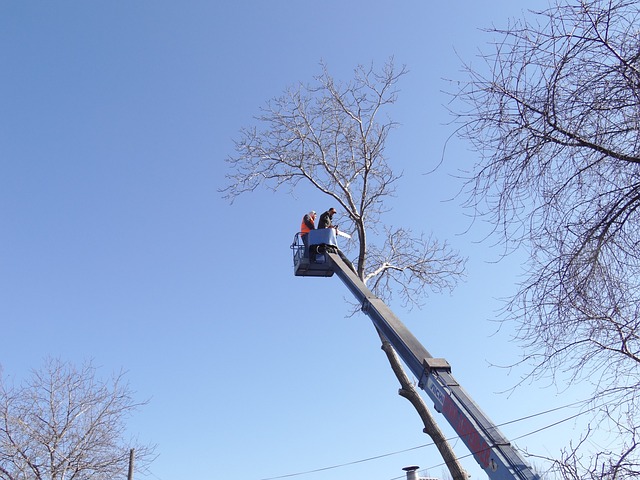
left=426, top=376, right=445, bottom=412
left=441, top=395, right=492, bottom=470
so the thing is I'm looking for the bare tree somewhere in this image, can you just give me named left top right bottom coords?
left=224, top=59, right=467, bottom=479
left=0, top=358, right=155, bottom=480
left=451, top=0, right=640, bottom=477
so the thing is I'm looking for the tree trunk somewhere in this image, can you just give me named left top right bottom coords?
left=377, top=331, right=467, bottom=480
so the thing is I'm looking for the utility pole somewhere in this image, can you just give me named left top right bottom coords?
left=127, top=449, right=135, bottom=480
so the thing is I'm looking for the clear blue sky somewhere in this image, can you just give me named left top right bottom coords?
left=1, top=2, right=593, bottom=480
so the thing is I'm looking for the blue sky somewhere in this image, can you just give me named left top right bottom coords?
left=1, top=2, right=595, bottom=480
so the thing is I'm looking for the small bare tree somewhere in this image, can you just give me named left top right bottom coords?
left=0, top=358, right=155, bottom=480
left=224, top=59, right=467, bottom=479
left=451, top=0, right=640, bottom=477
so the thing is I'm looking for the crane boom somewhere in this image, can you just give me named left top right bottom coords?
left=292, top=229, right=540, bottom=480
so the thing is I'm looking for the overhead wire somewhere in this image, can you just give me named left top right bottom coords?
left=392, top=401, right=604, bottom=480
left=257, top=444, right=428, bottom=480
left=256, top=397, right=599, bottom=480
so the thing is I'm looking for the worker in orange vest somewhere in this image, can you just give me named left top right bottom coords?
left=300, top=210, right=317, bottom=248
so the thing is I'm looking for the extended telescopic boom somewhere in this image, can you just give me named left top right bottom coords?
left=292, top=229, right=539, bottom=480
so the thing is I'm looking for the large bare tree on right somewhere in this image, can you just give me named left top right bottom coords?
left=453, top=1, right=640, bottom=478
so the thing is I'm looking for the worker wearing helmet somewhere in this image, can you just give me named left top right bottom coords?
left=300, top=210, right=317, bottom=248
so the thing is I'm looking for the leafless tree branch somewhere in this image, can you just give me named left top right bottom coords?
left=0, top=358, right=155, bottom=480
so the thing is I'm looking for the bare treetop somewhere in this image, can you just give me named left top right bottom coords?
left=224, top=59, right=465, bottom=306
left=0, top=358, right=155, bottom=480
left=223, top=61, right=404, bottom=219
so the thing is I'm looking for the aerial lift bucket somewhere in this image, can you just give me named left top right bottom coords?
left=291, top=229, right=337, bottom=277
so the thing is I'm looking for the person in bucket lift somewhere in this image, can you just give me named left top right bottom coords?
left=300, top=210, right=316, bottom=248
left=316, top=207, right=356, bottom=274
left=318, top=207, right=337, bottom=230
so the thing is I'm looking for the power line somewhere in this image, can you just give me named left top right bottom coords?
left=408, top=402, right=602, bottom=480
left=256, top=398, right=598, bottom=480
left=257, top=444, right=428, bottom=480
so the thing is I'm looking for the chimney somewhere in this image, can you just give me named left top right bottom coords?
left=402, top=465, right=420, bottom=480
